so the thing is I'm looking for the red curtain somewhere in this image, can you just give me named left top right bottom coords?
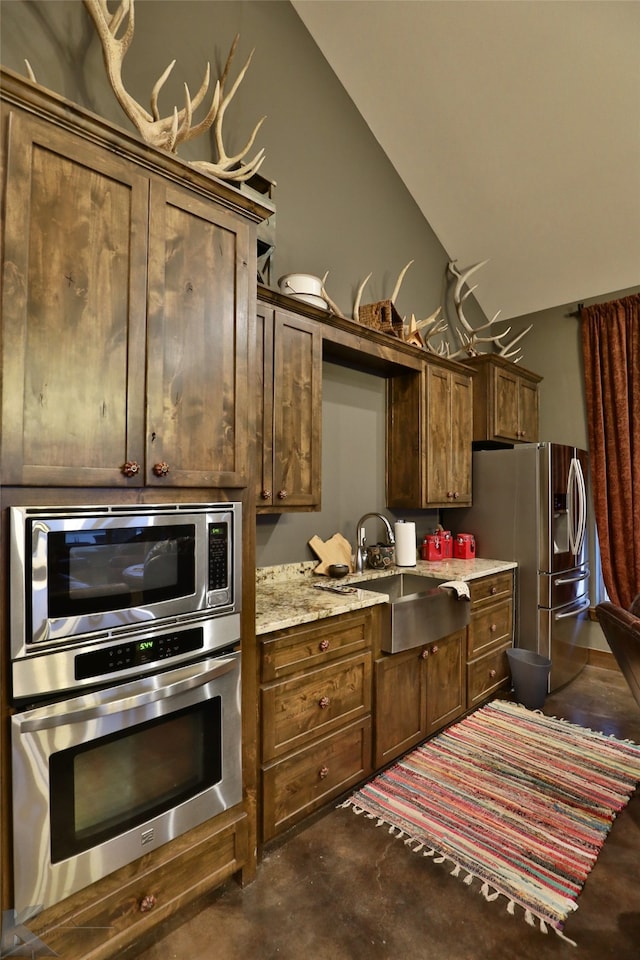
left=580, top=294, right=640, bottom=608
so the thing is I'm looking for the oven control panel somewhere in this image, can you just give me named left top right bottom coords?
left=75, top=626, right=204, bottom=681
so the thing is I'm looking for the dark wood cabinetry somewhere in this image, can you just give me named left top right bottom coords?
left=387, top=357, right=473, bottom=508
left=1, top=100, right=255, bottom=488
left=466, top=571, right=514, bottom=707
left=259, top=611, right=374, bottom=842
left=256, top=301, right=322, bottom=510
left=374, top=627, right=465, bottom=768
left=464, top=354, right=542, bottom=444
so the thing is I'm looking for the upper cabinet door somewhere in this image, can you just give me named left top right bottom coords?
left=146, top=181, right=251, bottom=488
left=271, top=309, right=322, bottom=509
left=493, top=365, right=520, bottom=442
left=256, top=302, right=322, bottom=511
left=1, top=109, right=149, bottom=486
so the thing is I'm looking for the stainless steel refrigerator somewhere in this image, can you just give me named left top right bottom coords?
left=453, top=442, right=590, bottom=692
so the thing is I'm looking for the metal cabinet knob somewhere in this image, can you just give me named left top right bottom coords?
left=490, top=586, right=498, bottom=595
left=122, top=460, right=140, bottom=477
left=319, top=639, right=330, bottom=652
left=431, top=644, right=439, bottom=655
left=261, top=489, right=271, bottom=500
left=319, top=766, right=329, bottom=780
left=318, top=696, right=330, bottom=709
left=152, top=461, right=170, bottom=477
left=139, top=894, right=156, bottom=913
left=489, top=669, right=497, bottom=679
left=277, top=489, right=288, bottom=500
left=490, top=623, right=498, bottom=633
left=421, top=648, right=429, bottom=659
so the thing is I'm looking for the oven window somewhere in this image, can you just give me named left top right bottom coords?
left=49, top=698, right=222, bottom=863
left=47, top=523, right=196, bottom=617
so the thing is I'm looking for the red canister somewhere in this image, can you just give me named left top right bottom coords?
left=454, top=533, right=476, bottom=560
left=421, top=534, right=442, bottom=561
left=441, top=530, right=453, bottom=558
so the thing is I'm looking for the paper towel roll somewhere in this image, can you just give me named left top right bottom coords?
left=394, top=521, right=417, bottom=566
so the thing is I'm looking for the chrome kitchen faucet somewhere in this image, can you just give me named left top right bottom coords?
left=355, top=513, right=395, bottom=573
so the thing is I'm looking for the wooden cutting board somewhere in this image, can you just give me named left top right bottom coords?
left=308, top=532, right=354, bottom=575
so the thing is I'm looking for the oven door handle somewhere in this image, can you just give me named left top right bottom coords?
left=15, top=655, right=238, bottom=733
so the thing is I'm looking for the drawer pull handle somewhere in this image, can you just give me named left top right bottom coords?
left=319, top=766, right=329, bottom=779
left=122, top=460, right=140, bottom=477
left=261, top=489, right=271, bottom=500
left=490, top=623, right=498, bottom=633
left=319, top=696, right=330, bottom=710
left=277, top=489, right=288, bottom=500
left=421, top=648, right=429, bottom=660
left=489, top=669, right=497, bottom=679
left=152, top=461, right=170, bottom=477
left=139, top=894, right=156, bottom=913
left=490, top=586, right=498, bottom=595
left=431, top=644, right=439, bottom=655
left=319, top=639, right=330, bottom=652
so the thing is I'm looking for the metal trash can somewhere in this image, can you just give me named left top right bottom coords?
left=506, top=648, right=551, bottom=710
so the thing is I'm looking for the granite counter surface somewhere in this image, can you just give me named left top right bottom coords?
left=256, top=558, right=517, bottom=636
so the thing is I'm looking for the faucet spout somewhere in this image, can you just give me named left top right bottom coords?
left=355, top=513, right=395, bottom=573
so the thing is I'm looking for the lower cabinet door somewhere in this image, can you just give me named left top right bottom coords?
left=374, top=647, right=428, bottom=768
left=261, top=717, right=372, bottom=842
left=425, top=629, right=465, bottom=735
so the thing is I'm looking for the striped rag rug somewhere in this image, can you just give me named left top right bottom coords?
left=340, top=699, right=640, bottom=944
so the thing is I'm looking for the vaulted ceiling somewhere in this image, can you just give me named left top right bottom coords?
left=292, top=1, right=640, bottom=321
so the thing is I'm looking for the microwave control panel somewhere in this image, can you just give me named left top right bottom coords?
left=208, top=522, right=231, bottom=605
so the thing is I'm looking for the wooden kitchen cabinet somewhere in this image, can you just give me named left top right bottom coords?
left=259, top=611, right=373, bottom=842
left=387, top=356, right=473, bottom=509
left=466, top=571, right=514, bottom=707
left=463, top=354, right=542, bottom=445
left=255, top=300, right=322, bottom=510
left=374, top=628, right=465, bottom=768
left=1, top=94, right=259, bottom=487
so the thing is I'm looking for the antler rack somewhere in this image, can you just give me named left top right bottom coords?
left=84, top=0, right=265, bottom=181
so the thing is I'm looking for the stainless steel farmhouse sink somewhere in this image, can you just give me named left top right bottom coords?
left=354, top=574, right=470, bottom=654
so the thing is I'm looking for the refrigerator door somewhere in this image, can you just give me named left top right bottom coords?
left=538, top=594, right=590, bottom=691
left=541, top=443, right=588, bottom=574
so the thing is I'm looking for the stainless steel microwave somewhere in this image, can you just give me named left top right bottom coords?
left=9, top=502, right=242, bottom=666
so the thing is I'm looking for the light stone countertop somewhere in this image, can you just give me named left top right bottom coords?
left=256, top=558, right=517, bottom=636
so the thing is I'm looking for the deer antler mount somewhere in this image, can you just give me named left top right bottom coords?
left=83, top=0, right=265, bottom=182
left=447, top=260, right=531, bottom=363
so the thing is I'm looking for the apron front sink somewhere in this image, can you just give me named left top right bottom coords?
left=354, top=574, right=470, bottom=654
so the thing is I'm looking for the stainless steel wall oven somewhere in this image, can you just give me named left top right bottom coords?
left=8, top=503, right=243, bottom=918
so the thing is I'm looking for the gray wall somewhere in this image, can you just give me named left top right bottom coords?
left=2, top=0, right=637, bottom=579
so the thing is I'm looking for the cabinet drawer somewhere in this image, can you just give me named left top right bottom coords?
left=469, top=572, right=513, bottom=608
left=261, top=611, right=370, bottom=682
left=467, top=642, right=511, bottom=708
left=27, top=808, right=247, bottom=959
left=468, top=597, right=513, bottom=658
left=261, top=652, right=372, bottom=761
left=261, top=717, right=372, bottom=842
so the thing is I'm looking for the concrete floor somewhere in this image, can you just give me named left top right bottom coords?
left=127, top=665, right=640, bottom=960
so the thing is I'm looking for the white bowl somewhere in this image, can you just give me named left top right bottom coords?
left=278, top=273, right=323, bottom=298
left=290, top=292, right=328, bottom=310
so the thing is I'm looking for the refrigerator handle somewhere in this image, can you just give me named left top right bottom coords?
left=568, top=457, right=587, bottom=557
left=567, top=458, right=578, bottom=555
left=574, top=457, right=587, bottom=556
left=555, top=570, right=591, bottom=585
left=554, top=597, right=591, bottom=620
